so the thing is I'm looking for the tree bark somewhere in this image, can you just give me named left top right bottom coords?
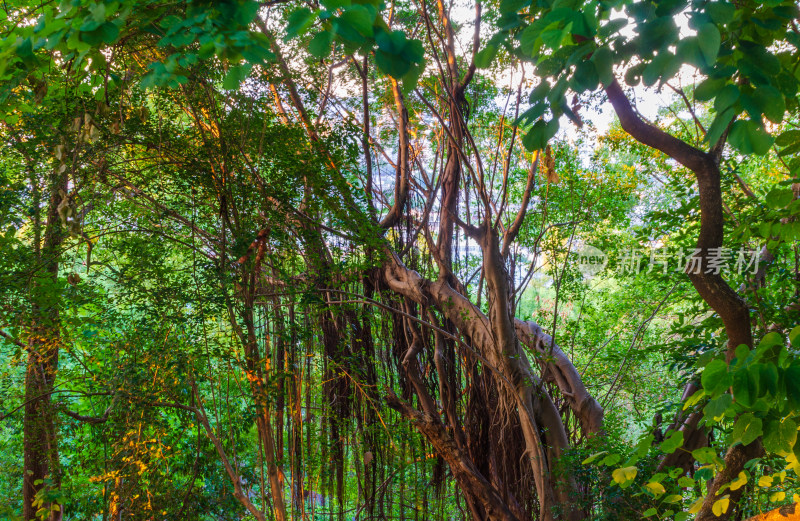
left=23, top=164, right=67, bottom=521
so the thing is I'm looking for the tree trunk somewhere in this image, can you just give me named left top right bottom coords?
left=23, top=164, right=67, bottom=521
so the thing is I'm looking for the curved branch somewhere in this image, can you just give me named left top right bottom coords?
left=604, top=78, right=751, bottom=353
left=380, top=79, right=411, bottom=228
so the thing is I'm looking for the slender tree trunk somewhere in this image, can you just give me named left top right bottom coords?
left=604, top=78, right=754, bottom=521
left=24, top=164, right=67, bottom=521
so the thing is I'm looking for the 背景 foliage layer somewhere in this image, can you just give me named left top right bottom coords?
left=0, top=0, right=799, bottom=520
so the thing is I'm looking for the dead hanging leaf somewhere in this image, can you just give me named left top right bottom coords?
left=542, top=145, right=559, bottom=184
left=363, top=451, right=373, bottom=466
left=34, top=81, right=48, bottom=103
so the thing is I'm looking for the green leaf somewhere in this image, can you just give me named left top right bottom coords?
left=703, top=393, right=732, bottom=421
left=99, top=22, right=119, bottom=44
left=661, top=429, right=684, bottom=454
left=784, top=363, right=800, bottom=410
left=678, top=476, right=695, bottom=488
left=728, top=119, right=774, bottom=156
left=692, top=447, right=721, bottom=465
left=337, top=5, right=375, bottom=39
left=528, top=81, right=550, bottom=104
left=733, top=344, right=751, bottom=368
left=776, top=130, right=800, bottom=147
left=591, top=46, right=613, bottom=85
left=375, top=53, right=407, bottom=79
left=286, top=8, right=316, bottom=38
left=759, top=332, right=784, bottom=349
left=572, top=59, right=599, bottom=92
left=714, top=84, right=739, bottom=113
left=475, top=45, right=498, bottom=69
left=705, top=106, right=736, bottom=146
left=702, top=359, right=730, bottom=396
left=634, top=434, right=655, bottom=458
left=732, top=413, right=763, bottom=446
left=765, top=188, right=794, bottom=209
left=755, top=85, right=786, bottom=123
left=762, top=418, right=797, bottom=455
left=754, top=363, right=778, bottom=397
left=707, top=2, right=736, bottom=24
left=697, top=23, right=721, bottom=66
left=582, top=451, right=607, bottom=464
left=518, top=24, right=541, bottom=56
left=653, top=50, right=680, bottom=84
left=598, top=17, right=627, bottom=38
left=677, top=37, right=704, bottom=68
left=308, top=30, right=334, bottom=58
left=790, top=326, right=800, bottom=348
left=695, top=77, right=727, bottom=102
left=733, top=367, right=759, bottom=407
left=643, top=508, right=658, bottom=517
left=521, top=118, right=559, bottom=151
left=541, top=22, right=572, bottom=49
left=222, top=63, right=252, bottom=90
left=234, top=0, right=260, bottom=25
left=600, top=453, right=621, bottom=466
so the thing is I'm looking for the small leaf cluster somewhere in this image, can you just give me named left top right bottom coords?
left=286, top=0, right=425, bottom=88
left=479, top=0, right=800, bottom=155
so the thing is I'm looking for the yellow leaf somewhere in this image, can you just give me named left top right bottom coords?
left=645, top=481, right=666, bottom=496
left=612, top=466, right=638, bottom=485
left=769, top=491, right=786, bottom=502
left=712, top=497, right=730, bottom=516
left=688, top=498, right=704, bottom=514
left=683, top=389, right=706, bottom=410
left=786, top=453, right=800, bottom=474
left=758, top=475, right=773, bottom=488
left=730, top=471, right=747, bottom=491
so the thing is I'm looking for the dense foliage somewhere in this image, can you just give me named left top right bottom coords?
left=0, top=0, right=799, bottom=520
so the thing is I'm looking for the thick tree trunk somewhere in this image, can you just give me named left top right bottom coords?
left=382, top=242, right=598, bottom=521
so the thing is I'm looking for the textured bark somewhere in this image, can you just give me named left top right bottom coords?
left=382, top=244, right=596, bottom=521
left=431, top=0, right=471, bottom=279
left=515, top=319, right=604, bottom=437
left=240, top=241, right=288, bottom=521
left=23, top=166, right=67, bottom=521
left=695, top=442, right=764, bottom=521
left=385, top=391, right=521, bottom=521
left=604, top=80, right=751, bottom=354
left=380, top=79, right=411, bottom=228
